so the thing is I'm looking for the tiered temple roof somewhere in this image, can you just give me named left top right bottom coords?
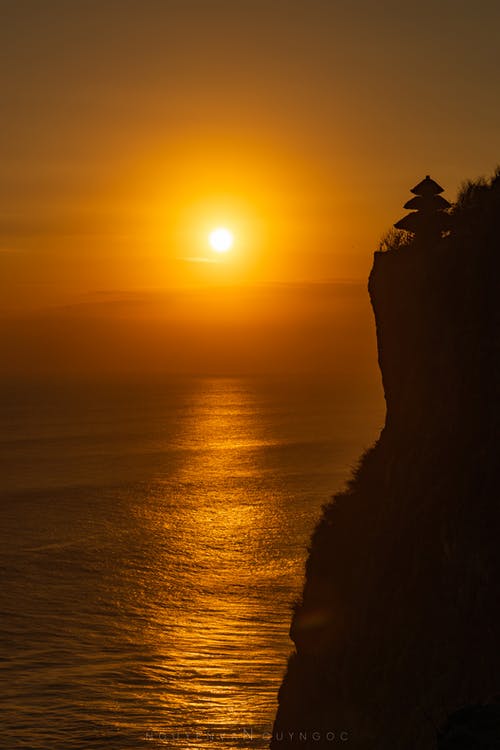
left=395, top=175, right=451, bottom=235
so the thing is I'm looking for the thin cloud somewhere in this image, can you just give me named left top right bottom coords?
left=181, top=256, right=221, bottom=264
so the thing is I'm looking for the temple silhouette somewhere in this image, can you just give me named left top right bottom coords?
left=394, top=175, right=451, bottom=239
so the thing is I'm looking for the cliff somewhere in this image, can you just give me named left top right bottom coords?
left=272, top=172, right=500, bottom=749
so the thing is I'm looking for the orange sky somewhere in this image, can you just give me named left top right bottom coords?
left=2, top=0, right=500, bottom=313
left=0, top=282, right=381, bottom=382
left=1, top=1, right=500, bottom=377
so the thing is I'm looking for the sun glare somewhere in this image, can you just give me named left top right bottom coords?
left=209, top=227, right=234, bottom=253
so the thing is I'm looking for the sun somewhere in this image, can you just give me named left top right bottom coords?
left=209, top=227, right=234, bottom=253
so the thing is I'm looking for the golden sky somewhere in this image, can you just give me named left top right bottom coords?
left=1, top=0, right=500, bottom=377
left=2, top=0, right=500, bottom=312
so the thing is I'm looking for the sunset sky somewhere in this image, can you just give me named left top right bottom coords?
left=1, top=0, right=500, bottom=374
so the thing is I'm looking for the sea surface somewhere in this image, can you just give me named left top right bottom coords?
left=0, top=376, right=384, bottom=749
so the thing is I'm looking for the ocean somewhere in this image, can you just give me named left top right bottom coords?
left=0, top=376, right=383, bottom=749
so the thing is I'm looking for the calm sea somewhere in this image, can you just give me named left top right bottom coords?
left=0, top=376, right=383, bottom=749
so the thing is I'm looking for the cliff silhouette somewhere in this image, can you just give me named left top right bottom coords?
left=272, top=171, right=500, bottom=749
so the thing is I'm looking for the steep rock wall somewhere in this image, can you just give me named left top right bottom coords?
left=271, top=178, right=500, bottom=749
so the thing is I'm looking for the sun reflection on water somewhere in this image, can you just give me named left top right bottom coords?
left=142, top=380, right=300, bottom=746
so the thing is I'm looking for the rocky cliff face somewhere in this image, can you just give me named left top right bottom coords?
left=271, top=174, right=500, bottom=749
